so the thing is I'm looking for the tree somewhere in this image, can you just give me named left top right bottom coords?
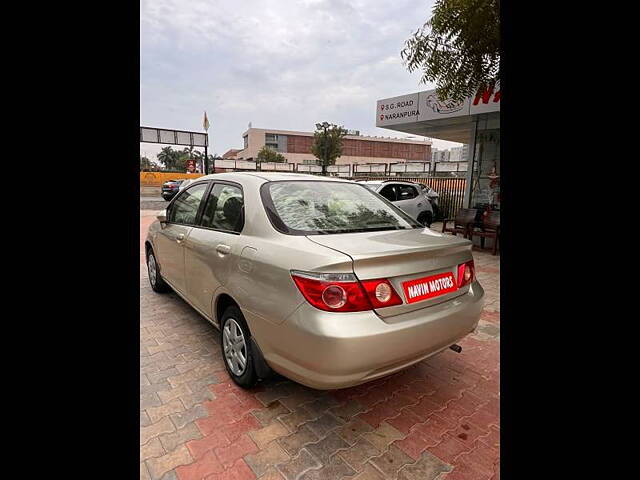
left=156, top=146, right=190, bottom=171
left=257, top=146, right=286, bottom=163
left=140, top=155, right=152, bottom=171
left=311, top=122, right=347, bottom=175
left=401, top=0, right=500, bottom=102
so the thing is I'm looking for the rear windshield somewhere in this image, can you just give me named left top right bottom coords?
left=261, top=181, right=422, bottom=235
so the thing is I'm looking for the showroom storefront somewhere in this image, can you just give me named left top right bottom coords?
left=376, top=85, right=500, bottom=211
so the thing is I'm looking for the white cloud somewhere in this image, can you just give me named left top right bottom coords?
left=140, top=0, right=460, bottom=158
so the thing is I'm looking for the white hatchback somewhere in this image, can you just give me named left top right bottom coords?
left=359, top=180, right=435, bottom=226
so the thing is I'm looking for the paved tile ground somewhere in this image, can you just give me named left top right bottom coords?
left=140, top=212, right=500, bottom=480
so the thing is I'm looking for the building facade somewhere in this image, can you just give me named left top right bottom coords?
left=377, top=84, right=500, bottom=209
left=222, top=149, right=241, bottom=159
left=234, top=128, right=432, bottom=167
left=431, top=145, right=469, bottom=177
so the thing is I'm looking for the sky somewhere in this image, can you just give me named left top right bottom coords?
left=140, top=0, right=462, bottom=161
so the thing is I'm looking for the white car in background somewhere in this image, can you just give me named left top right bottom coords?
left=358, top=180, right=436, bottom=227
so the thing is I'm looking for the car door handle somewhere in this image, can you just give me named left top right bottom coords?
left=417, top=203, right=423, bottom=207
left=176, top=233, right=185, bottom=244
left=216, top=244, right=231, bottom=255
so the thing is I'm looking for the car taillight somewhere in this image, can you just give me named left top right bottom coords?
left=359, top=278, right=403, bottom=309
left=291, top=271, right=403, bottom=312
left=457, top=260, right=475, bottom=288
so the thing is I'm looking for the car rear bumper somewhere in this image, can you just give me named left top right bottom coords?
left=251, top=281, right=484, bottom=390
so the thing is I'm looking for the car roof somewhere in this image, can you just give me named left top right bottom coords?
left=381, top=179, right=423, bottom=186
left=192, top=171, right=354, bottom=184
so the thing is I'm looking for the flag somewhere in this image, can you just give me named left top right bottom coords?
left=203, top=111, right=210, bottom=131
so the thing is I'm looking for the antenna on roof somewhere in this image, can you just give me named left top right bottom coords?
left=248, top=121, right=252, bottom=129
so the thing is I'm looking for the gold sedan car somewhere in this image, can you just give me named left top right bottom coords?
left=145, top=172, right=483, bottom=389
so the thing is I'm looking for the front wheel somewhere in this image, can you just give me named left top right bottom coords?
left=220, top=306, right=257, bottom=388
left=147, top=249, right=171, bottom=293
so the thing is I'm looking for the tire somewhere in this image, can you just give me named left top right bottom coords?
left=220, top=306, right=258, bottom=388
left=147, top=248, right=171, bottom=293
left=417, top=211, right=433, bottom=228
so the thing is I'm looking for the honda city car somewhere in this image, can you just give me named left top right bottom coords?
left=145, top=172, right=483, bottom=389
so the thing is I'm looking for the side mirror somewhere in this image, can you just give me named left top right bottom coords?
left=156, top=210, right=167, bottom=223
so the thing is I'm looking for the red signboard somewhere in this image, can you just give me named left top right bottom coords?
left=402, top=272, right=458, bottom=304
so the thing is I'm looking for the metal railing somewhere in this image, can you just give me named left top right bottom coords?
left=206, top=160, right=467, bottom=220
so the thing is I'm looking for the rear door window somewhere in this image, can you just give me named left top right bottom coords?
left=200, top=184, right=244, bottom=233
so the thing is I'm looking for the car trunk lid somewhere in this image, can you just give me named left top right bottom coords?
left=307, top=227, right=473, bottom=320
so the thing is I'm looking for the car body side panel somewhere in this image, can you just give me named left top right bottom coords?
left=184, top=229, right=239, bottom=316
left=223, top=235, right=354, bottom=328
left=153, top=224, right=192, bottom=294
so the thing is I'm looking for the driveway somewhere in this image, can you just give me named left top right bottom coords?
left=140, top=211, right=500, bottom=480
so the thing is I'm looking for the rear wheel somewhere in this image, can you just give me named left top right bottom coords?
left=147, top=248, right=171, bottom=293
left=220, top=306, right=257, bottom=388
left=417, top=211, right=433, bottom=228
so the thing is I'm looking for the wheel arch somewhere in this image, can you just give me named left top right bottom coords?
left=214, top=293, right=240, bottom=326
left=144, top=241, right=153, bottom=258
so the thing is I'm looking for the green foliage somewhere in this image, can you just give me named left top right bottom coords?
left=156, top=146, right=209, bottom=171
left=311, top=122, right=347, bottom=168
left=257, top=146, right=286, bottom=163
left=140, top=155, right=153, bottom=171
left=401, top=0, right=500, bottom=102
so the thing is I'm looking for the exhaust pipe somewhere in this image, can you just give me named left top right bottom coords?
left=449, top=344, right=462, bottom=353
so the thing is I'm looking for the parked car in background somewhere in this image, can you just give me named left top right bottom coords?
left=145, top=172, right=483, bottom=390
left=359, top=180, right=435, bottom=226
left=161, top=179, right=186, bottom=201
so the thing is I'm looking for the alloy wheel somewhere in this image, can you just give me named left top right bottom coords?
left=223, top=318, right=247, bottom=376
left=148, top=253, right=157, bottom=287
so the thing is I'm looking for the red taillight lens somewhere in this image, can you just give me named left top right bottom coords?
left=457, top=260, right=475, bottom=288
left=360, top=279, right=403, bottom=309
left=321, top=285, right=347, bottom=309
left=291, top=272, right=372, bottom=312
left=291, top=272, right=403, bottom=312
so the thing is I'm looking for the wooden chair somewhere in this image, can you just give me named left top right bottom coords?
left=470, top=210, right=501, bottom=255
left=442, top=208, right=477, bottom=238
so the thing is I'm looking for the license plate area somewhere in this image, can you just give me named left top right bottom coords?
left=402, top=271, right=457, bottom=304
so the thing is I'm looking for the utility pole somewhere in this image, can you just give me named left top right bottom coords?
left=203, top=111, right=210, bottom=174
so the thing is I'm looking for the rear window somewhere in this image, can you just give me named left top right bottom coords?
left=261, top=181, right=421, bottom=235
